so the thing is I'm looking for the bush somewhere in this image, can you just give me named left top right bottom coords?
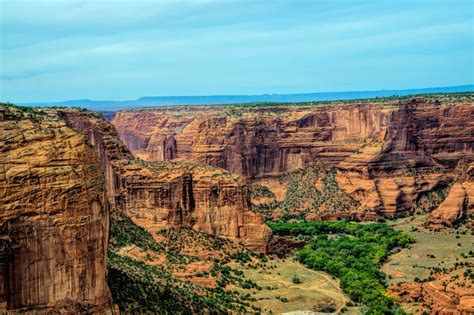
left=292, top=275, right=302, bottom=284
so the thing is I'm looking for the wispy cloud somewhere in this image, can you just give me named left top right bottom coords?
left=1, top=0, right=472, bottom=102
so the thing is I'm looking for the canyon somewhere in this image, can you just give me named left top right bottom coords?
left=59, top=109, right=270, bottom=253
left=0, top=104, right=270, bottom=313
left=113, top=96, right=474, bottom=226
left=1, top=93, right=473, bottom=314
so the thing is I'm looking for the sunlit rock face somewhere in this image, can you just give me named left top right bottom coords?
left=0, top=104, right=271, bottom=313
left=0, top=106, right=111, bottom=313
left=113, top=98, right=474, bottom=222
left=61, top=110, right=271, bottom=253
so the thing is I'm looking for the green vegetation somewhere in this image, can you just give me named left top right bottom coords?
left=382, top=214, right=474, bottom=285
left=280, top=168, right=359, bottom=215
left=228, top=257, right=354, bottom=314
left=292, top=275, right=302, bottom=284
left=251, top=168, right=361, bottom=221
left=127, top=92, right=474, bottom=114
left=250, top=183, right=276, bottom=199
left=269, top=220, right=414, bottom=314
left=108, top=212, right=265, bottom=313
left=1, top=102, right=48, bottom=115
left=0, top=102, right=91, bottom=116
left=109, top=214, right=163, bottom=252
left=411, top=185, right=449, bottom=214
left=108, top=252, right=254, bottom=314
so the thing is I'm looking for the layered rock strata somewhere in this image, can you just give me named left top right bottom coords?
left=0, top=104, right=271, bottom=313
left=113, top=98, right=474, bottom=221
left=0, top=106, right=111, bottom=313
left=60, top=110, right=271, bottom=252
left=427, top=162, right=474, bottom=228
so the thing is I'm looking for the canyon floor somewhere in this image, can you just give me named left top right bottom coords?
left=229, top=258, right=360, bottom=314
left=384, top=214, right=474, bottom=314
left=383, top=214, right=473, bottom=285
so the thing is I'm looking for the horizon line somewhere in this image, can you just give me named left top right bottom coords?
left=13, top=83, right=474, bottom=105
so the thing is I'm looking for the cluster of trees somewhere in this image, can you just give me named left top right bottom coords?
left=269, top=221, right=414, bottom=314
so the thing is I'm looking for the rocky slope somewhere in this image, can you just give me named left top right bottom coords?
left=427, top=162, right=474, bottom=228
left=113, top=96, right=474, bottom=223
left=60, top=110, right=270, bottom=253
left=0, top=105, right=111, bottom=313
left=390, top=275, right=474, bottom=314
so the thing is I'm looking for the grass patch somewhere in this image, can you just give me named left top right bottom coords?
left=382, top=214, right=474, bottom=284
left=228, top=258, right=354, bottom=314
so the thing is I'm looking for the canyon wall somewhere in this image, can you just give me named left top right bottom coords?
left=113, top=98, right=474, bottom=221
left=60, top=110, right=270, bottom=252
left=0, top=106, right=111, bottom=312
left=0, top=104, right=271, bottom=313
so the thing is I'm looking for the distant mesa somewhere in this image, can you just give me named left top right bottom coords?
left=18, top=84, right=474, bottom=111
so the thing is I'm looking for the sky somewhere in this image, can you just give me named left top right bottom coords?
left=0, top=0, right=473, bottom=103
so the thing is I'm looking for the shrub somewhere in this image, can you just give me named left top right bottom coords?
left=292, top=275, right=302, bottom=284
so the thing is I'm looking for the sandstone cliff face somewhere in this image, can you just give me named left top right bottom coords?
left=427, top=162, right=474, bottom=228
left=112, top=98, right=474, bottom=220
left=0, top=106, right=111, bottom=312
left=61, top=110, right=270, bottom=253
left=112, top=105, right=393, bottom=176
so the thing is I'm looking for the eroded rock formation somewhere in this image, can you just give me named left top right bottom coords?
left=60, top=110, right=271, bottom=253
left=0, top=104, right=272, bottom=313
left=0, top=105, right=111, bottom=313
left=112, top=98, right=474, bottom=222
left=389, top=275, right=474, bottom=314
left=427, top=162, right=474, bottom=228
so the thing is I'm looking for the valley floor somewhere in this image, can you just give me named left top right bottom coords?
left=229, top=258, right=360, bottom=314
left=383, top=214, right=473, bottom=285
left=383, top=214, right=474, bottom=314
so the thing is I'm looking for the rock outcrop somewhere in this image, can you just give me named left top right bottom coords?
left=0, top=105, right=111, bottom=313
left=113, top=98, right=474, bottom=220
left=427, top=162, right=474, bottom=228
left=60, top=110, right=271, bottom=253
left=389, top=275, right=474, bottom=314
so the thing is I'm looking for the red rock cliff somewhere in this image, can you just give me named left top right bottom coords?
left=112, top=98, right=474, bottom=220
left=0, top=105, right=111, bottom=313
left=60, top=110, right=271, bottom=253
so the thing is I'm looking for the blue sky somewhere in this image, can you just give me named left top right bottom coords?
left=1, top=0, right=473, bottom=102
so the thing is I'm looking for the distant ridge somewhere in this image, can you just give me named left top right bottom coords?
left=20, top=84, right=473, bottom=111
